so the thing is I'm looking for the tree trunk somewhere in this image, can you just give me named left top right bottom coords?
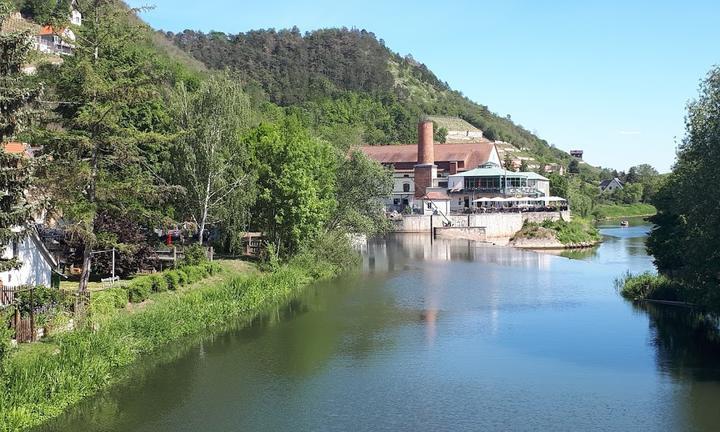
left=198, top=173, right=212, bottom=245
left=78, top=243, right=93, bottom=293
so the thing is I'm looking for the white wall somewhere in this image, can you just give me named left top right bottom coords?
left=0, top=236, right=52, bottom=288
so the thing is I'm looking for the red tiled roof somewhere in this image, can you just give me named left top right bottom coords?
left=2, top=142, right=27, bottom=155
left=359, top=141, right=496, bottom=171
left=39, top=25, right=55, bottom=36
left=424, top=191, right=450, bottom=201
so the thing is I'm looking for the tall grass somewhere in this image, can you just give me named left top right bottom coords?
left=615, top=271, right=682, bottom=302
left=0, top=260, right=334, bottom=431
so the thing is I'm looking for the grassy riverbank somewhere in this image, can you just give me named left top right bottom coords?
left=0, top=254, right=346, bottom=431
left=511, top=218, right=601, bottom=248
left=615, top=272, right=684, bottom=303
left=592, top=203, right=657, bottom=220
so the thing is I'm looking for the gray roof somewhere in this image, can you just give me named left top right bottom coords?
left=450, top=163, right=527, bottom=178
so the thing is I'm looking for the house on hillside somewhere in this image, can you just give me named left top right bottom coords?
left=599, top=178, right=624, bottom=193
left=36, top=25, right=76, bottom=56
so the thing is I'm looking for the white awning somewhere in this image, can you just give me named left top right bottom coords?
left=544, top=197, right=567, bottom=203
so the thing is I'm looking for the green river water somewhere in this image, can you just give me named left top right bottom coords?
left=38, top=224, right=720, bottom=431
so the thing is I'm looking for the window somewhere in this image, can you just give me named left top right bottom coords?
left=403, top=183, right=410, bottom=193
left=12, top=241, right=18, bottom=258
left=393, top=199, right=400, bottom=205
left=439, top=181, right=448, bottom=188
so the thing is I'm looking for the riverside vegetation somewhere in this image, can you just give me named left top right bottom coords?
left=619, top=66, right=720, bottom=311
left=0, top=1, right=388, bottom=429
left=0, top=244, right=355, bottom=431
left=510, top=219, right=601, bottom=248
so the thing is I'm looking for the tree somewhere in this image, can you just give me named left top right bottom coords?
left=627, top=163, right=661, bottom=202
left=568, top=159, right=580, bottom=174
left=169, top=73, right=254, bottom=245
left=0, top=0, right=41, bottom=273
left=502, top=153, right=515, bottom=171
left=647, top=67, right=720, bottom=308
left=433, top=124, right=447, bottom=144
left=327, top=150, right=393, bottom=235
left=19, top=0, right=70, bottom=25
left=36, top=0, right=171, bottom=293
left=519, top=159, right=529, bottom=172
left=245, top=118, right=336, bottom=257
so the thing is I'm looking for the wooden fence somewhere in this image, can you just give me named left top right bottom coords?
left=1, top=286, right=49, bottom=343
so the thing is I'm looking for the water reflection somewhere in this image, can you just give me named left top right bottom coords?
left=39, top=227, right=720, bottom=432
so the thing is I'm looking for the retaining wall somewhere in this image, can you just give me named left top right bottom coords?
left=434, top=226, right=487, bottom=241
left=392, top=211, right=571, bottom=239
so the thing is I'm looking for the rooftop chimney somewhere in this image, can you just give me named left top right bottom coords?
left=418, top=120, right=434, bottom=165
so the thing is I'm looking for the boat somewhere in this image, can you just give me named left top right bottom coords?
left=620, top=220, right=629, bottom=227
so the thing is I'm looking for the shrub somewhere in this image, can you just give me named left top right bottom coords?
left=176, top=269, right=188, bottom=286
left=149, top=274, right=168, bottom=293
left=16, top=285, right=64, bottom=316
left=182, top=244, right=208, bottom=266
left=92, top=287, right=128, bottom=311
left=127, top=277, right=152, bottom=303
left=164, top=271, right=180, bottom=291
left=615, top=271, right=681, bottom=302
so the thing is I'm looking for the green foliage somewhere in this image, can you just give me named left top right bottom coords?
left=543, top=218, right=600, bottom=245
left=568, top=159, right=580, bottom=174
left=246, top=119, right=337, bottom=256
left=15, top=286, right=66, bottom=315
left=615, top=271, right=682, bottom=302
left=329, top=150, right=393, bottom=235
left=514, top=219, right=600, bottom=246
left=592, top=203, right=656, bottom=220
left=17, top=0, right=70, bottom=25
left=181, top=244, right=207, bottom=266
left=148, top=274, right=168, bottom=293
left=126, top=277, right=152, bottom=303
left=164, top=270, right=180, bottom=291
left=646, top=67, right=720, bottom=310
left=0, top=0, right=41, bottom=273
left=169, top=73, right=255, bottom=246
left=0, top=259, right=332, bottom=430
left=168, top=28, right=572, bottom=166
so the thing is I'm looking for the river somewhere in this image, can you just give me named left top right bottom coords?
left=39, top=223, right=720, bottom=432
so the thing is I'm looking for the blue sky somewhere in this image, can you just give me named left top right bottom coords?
left=128, top=0, right=720, bottom=172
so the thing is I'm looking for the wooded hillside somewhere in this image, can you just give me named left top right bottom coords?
left=166, top=28, right=572, bottom=165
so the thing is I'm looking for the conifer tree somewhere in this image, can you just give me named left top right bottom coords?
left=0, top=1, right=41, bottom=273
left=38, top=0, right=169, bottom=292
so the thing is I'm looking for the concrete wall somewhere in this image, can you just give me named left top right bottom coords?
left=392, top=211, right=571, bottom=239
left=434, top=226, right=487, bottom=241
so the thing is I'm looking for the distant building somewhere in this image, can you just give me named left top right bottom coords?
left=360, top=121, right=500, bottom=214
left=599, top=178, right=624, bottom=193
left=543, top=163, right=565, bottom=176
left=570, top=150, right=584, bottom=160
left=70, top=1, right=82, bottom=26
left=36, top=26, right=76, bottom=56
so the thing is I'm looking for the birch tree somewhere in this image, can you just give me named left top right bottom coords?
left=170, top=74, right=254, bottom=245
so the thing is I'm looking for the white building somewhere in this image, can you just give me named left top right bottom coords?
left=1, top=229, right=57, bottom=291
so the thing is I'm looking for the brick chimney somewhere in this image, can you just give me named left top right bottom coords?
left=418, top=120, right=434, bottom=165
left=414, top=120, right=436, bottom=198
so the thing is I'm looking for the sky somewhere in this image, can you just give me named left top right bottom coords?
left=128, top=0, right=720, bottom=172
